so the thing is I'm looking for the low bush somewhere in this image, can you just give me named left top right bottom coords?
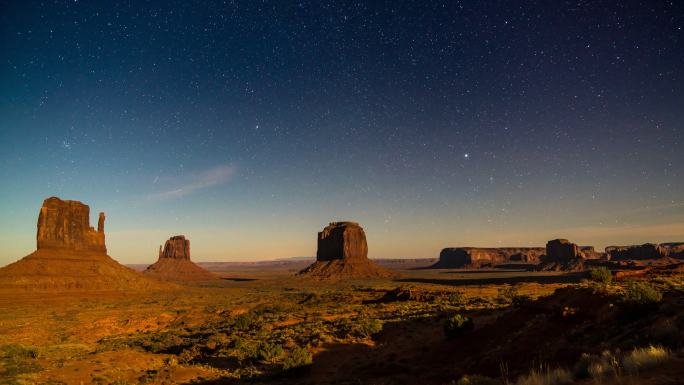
left=455, top=374, right=500, bottom=385
left=588, top=267, right=612, bottom=285
left=257, top=342, right=285, bottom=363
left=621, top=345, right=670, bottom=374
left=620, top=282, right=662, bottom=310
left=444, top=314, right=474, bottom=339
left=282, top=346, right=313, bottom=370
left=514, top=367, right=572, bottom=385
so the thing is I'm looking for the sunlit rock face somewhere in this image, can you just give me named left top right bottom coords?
left=545, top=239, right=583, bottom=261
left=36, top=196, right=106, bottom=254
left=158, top=235, right=191, bottom=260
left=316, top=222, right=368, bottom=262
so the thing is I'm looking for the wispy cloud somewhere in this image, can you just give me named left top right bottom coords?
left=146, top=164, right=237, bottom=201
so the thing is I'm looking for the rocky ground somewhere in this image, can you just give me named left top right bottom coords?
left=1, top=267, right=682, bottom=384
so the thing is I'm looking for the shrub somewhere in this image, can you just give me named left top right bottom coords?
left=257, top=342, right=285, bottom=363
left=455, top=374, right=500, bottom=385
left=444, top=314, right=474, bottom=339
left=356, top=317, right=383, bottom=338
left=233, top=313, right=262, bottom=331
left=573, top=350, right=619, bottom=379
left=514, top=367, right=572, bottom=385
left=497, top=286, right=519, bottom=305
left=621, top=345, right=670, bottom=374
left=448, top=292, right=468, bottom=307
left=511, top=294, right=532, bottom=307
left=620, top=282, right=662, bottom=307
left=282, top=346, right=313, bottom=370
left=588, top=267, right=612, bottom=285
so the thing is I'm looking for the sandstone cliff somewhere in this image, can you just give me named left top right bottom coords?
left=0, top=197, right=170, bottom=292
left=299, top=222, right=397, bottom=280
left=144, top=235, right=216, bottom=281
left=431, top=247, right=545, bottom=269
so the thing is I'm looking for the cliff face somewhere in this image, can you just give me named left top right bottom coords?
left=299, top=221, right=397, bottom=280
left=316, top=222, right=368, bottom=262
left=432, top=247, right=545, bottom=268
left=159, top=235, right=191, bottom=260
left=36, top=197, right=106, bottom=254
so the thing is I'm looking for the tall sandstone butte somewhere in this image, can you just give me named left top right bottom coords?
left=36, top=196, right=106, bottom=254
left=299, top=222, right=396, bottom=280
left=144, top=235, right=216, bottom=281
left=0, top=197, right=169, bottom=291
left=316, top=221, right=368, bottom=261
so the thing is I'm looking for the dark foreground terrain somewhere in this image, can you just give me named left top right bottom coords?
left=1, top=266, right=683, bottom=385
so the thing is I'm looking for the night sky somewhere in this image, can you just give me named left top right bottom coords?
left=1, top=1, right=683, bottom=264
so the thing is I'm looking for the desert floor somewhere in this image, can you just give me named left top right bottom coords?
left=1, top=267, right=682, bottom=385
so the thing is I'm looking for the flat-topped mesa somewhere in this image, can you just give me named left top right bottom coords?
left=316, top=221, right=368, bottom=262
left=605, top=243, right=668, bottom=260
left=432, top=247, right=545, bottom=268
left=36, top=197, right=106, bottom=254
left=545, top=239, right=583, bottom=261
left=159, top=235, right=191, bottom=260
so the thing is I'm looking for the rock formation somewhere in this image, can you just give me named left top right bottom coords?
left=537, top=239, right=585, bottom=271
left=36, top=196, right=106, bottom=254
left=606, top=243, right=669, bottom=260
left=0, top=197, right=169, bottom=292
left=144, top=235, right=216, bottom=281
left=431, top=247, right=545, bottom=269
left=298, top=222, right=397, bottom=280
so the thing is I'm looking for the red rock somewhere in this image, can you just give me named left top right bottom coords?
left=299, top=222, right=397, bottom=280
left=316, top=221, right=368, bottom=261
left=144, top=235, right=216, bottom=281
left=431, top=247, right=545, bottom=268
left=36, top=197, right=106, bottom=254
left=605, top=243, right=668, bottom=260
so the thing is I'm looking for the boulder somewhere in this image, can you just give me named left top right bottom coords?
left=36, top=197, right=106, bottom=254
left=299, top=222, right=397, bottom=280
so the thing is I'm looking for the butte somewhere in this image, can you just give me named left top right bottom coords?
left=0, top=197, right=169, bottom=292
left=298, top=221, right=397, bottom=280
left=143, top=235, right=217, bottom=281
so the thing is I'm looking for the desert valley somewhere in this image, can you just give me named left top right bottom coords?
left=2, top=1, right=683, bottom=384
left=0, top=197, right=683, bottom=384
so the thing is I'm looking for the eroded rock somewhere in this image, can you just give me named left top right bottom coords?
left=36, top=196, right=106, bottom=254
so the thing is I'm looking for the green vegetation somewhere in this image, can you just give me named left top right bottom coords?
left=282, top=346, right=313, bottom=370
left=444, top=314, right=474, bottom=339
left=588, top=266, right=612, bottom=285
left=620, top=281, right=663, bottom=308
left=0, top=344, right=41, bottom=378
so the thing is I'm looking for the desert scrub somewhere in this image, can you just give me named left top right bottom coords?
left=588, top=266, right=612, bottom=285
left=620, top=281, right=662, bottom=311
left=443, top=314, right=473, bottom=339
left=0, top=344, right=42, bottom=377
left=447, top=291, right=468, bottom=307
left=573, top=350, right=620, bottom=380
left=335, top=317, right=382, bottom=339
left=454, top=374, right=500, bottom=385
left=621, top=345, right=670, bottom=374
left=257, top=342, right=285, bottom=363
left=282, top=346, right=313, bottom=370
left=514, top=367, right=572, bottom=385
left=233, top=312, right=263, bottom=332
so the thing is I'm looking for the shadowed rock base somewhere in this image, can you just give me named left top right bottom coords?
left=298, top=259, right=397, bottom=281
left=299, top=222, right=397, bottom=280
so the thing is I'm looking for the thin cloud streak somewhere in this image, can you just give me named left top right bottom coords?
left=146, top=165, right=237, bottom=201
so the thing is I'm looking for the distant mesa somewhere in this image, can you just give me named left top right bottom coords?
left=0, top=197, right=169, bottom=292
left=143, top=235, right=217, bottom=281
left=536, top=239, right=587, bottom=272
left=606, top=243, right=668, bottom=260
left=430, top=247, right=545, bottom=269
left=298, top=221, right=397, bottom=280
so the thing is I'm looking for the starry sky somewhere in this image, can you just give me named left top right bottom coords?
left=1, top=1, right=683, bottom=264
